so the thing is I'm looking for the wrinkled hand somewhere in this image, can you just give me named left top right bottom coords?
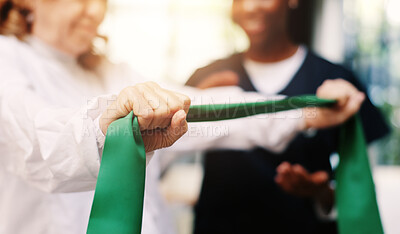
left=195, top=70, right=239, bottom=89
left=275, top=162, right=329, bottom=197
left=303, top=79, right=365, bottom=130
left=100, top=82, right=191, bottom=152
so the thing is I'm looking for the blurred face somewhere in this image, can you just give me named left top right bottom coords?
left=32, top=0, right=107, bottom=57
left=232, top=0, right=292, bottom=47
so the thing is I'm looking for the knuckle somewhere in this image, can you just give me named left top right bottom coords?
left=316, top=86, right=326, bottom=96
left=145, top=81, right=159, bottom=88
left=182, top=94, right=191, bottom=105
left=120, top=86, right=133, bottom=95
left=164, top=107, right=172, bottom=117
left=135, top=83, right=146, bottom=91
left=322, top=79, right=334, bottom=87
left=169, top=105, right=180, bottom=114
left=153, top=109, right=169, bottom=122
left=178, top=94, right=191, bottom=111
left=337, top=78, right=346, bottom=83
left=141, top=110, right=154, bottom=121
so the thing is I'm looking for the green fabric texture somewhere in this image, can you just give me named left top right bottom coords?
left=186, top=95, right=335, bottom=122
left=87, top=112, right=146, bottom=234
left=87, top=95, right=383, bottom=234
left=337, top=115, right=384, bottom=234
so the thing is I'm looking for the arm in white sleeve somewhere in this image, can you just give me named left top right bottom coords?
left=172, top=111, right=303, bottom=153
left=0, top=67, right=115, bottom=193
left=161, top=85, right=305, bottom=153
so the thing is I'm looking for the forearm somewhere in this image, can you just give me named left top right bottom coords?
left=0, top=83, right=116, bottom=192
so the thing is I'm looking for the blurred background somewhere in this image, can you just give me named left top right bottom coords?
left=99, top=0, right=400, bottom=233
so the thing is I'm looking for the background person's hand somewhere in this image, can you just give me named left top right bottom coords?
left=303, top=79, right=365, bottom=129
left=195, top=70, right=239, bottom=89
left=275, top=162, right=330, bottom=197
left=275, top=162, right=334, bottom=214
left=100, top=82, right=191, bottom=152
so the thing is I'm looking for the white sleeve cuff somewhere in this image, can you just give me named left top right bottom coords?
left=94, top=114, right=106, bottom=150
left=314, top=202, right=337, bottom=221
left=95, top=114, right=154, bottom=166
left=146, top=152, right=154, bottom=167
left=314, top=182, right=337, bottom=221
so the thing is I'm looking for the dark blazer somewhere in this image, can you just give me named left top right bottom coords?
left=186, top=51, right=390, bottom=234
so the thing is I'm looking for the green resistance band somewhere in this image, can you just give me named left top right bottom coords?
left=87, top=95, right=383, bottom=234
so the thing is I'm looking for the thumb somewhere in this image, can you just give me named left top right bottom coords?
left=311, top=171, right=329, bottom=185
left=342, top=92, right=365, bottom=118
left=142, top=110, right=188, bottom=152
left=163, top=110, right=188, bottom=146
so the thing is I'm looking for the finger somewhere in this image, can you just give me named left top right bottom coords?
left=285, top=164, right=298, bottom=178
left=316, top=79, right=358, bottom=107
left=274, top=175, right=283, bottom=184
left=292, top=164, right=308, bottom=174
left=311, top=171, right=329, bottom=185
left=316, top=80, right=347, bottom=107
left=275, top=175, right=293, bottom=193
left=144, top=83, right=190, bottom=126
left=141, top=110, right=188, bottom=152
left=292, top=164, right=310, bottom=183
left=342, top=91, right=365, bottom=118
left=122, top=88, right=154, bottom=131
left=174, top=92, right=191, bottom=114
left=286, top=164, right=304, bottom=186
left=218, top=71, right=239, bottom=86
left=137, top=84, right=170, bottom=129
left=279, top=165, right=297, bottom=187
left=276, top=162, right=291, bottom=174
left=275, top=176, right=291, bottom=193
left=275, top=175, right=291, bottom=192
left=335, top=85, right=361, bottom=108
left=196, top=70, right=239, bottom=89
left=148, top=87, right=185, bottom=127
left=136, top=83, right=162, bottom=109
left=161, top=110, right=188, bottom=147
left=143, top=81, right=162, bottom=89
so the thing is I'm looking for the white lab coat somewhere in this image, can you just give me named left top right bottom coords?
left=0, top=35, right=303, bottom=234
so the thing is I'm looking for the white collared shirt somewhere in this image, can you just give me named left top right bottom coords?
left=244, top=46, right=307, bottom=95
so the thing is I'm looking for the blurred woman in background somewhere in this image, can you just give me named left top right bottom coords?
left=186, top=0, right=389, bottom=233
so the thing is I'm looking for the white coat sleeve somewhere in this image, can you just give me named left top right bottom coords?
left=161, top=85, right=306, bottom=153
left=0, top=64, right=113, bottom=193
left=0, top=70, right=108, bottom=192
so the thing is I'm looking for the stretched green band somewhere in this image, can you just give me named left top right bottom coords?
left=87, top=95, right=383, bottom=234
left=186, top=95, right=335, bottom=122
left=337, top=116, right=383, bottom=234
